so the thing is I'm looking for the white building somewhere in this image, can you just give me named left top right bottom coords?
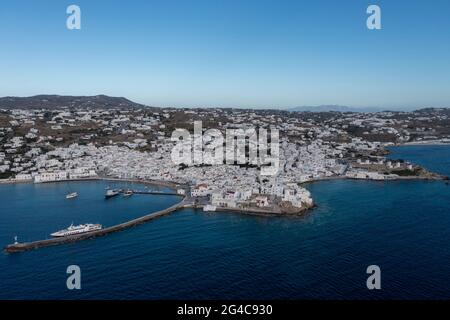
left=34, top=171, right=68, bottom=183
left=191, top=183, right=211, bottom=197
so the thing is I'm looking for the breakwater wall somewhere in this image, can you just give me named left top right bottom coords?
left=4, top=200, right=185, bottom=253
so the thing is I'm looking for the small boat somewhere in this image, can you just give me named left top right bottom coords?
left=105, top=189, right=120, bottom=199
left=123, top=190, right=133, bottom=197
left=203, top=205, right=217, bottom=212
left=51, top=223, right=102, bottom=237
left=66, top=192, right=78, bottom=199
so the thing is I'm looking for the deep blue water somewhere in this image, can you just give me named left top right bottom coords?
left=1, top=146, right=450, bottom=299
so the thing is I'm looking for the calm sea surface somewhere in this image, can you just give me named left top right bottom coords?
left=1, top=145, right=450, bottom=299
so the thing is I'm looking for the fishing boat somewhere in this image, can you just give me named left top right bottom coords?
left=123, top=190, right=133, bottom=197
left=105, top=189, right=120, bottom=199
left=65, top=192, right=78, bottom=199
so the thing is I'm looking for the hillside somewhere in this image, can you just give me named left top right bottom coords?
left=0, top=94, right=147, bottom=110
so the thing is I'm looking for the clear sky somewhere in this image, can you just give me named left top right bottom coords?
left=0, top=0, right=449, bottom=109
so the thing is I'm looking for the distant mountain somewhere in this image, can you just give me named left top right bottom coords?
left=288, top=105, right=396, bottom=113
left=1, top=96, right=446, bottom=113
left=0, top=95, right=147, bottom=110
left=414, top=107, right=450, bottom=114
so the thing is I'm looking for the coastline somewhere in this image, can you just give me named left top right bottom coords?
left=1, top=168, right=446, bottom=222
left=1, top=143, right=448, bottom=187
left=2, top=176, right=188, bottom=252
left=4, top=198, right=186, bottom=253
left=1, top=143, right=448, bottom=225
left=3, top=144, right=449, bottom=253
left=0, top=176, right=187, bottom=191
left=304, top=174, right=447, bottom=184
left=1, top=168, right=446, bottom=187
left=189, top=202, right=315, bottom=217
left=97, top=177, right=187, bottom=190
left=397, top=140, right=450, bottom=146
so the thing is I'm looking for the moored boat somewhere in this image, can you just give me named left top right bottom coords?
left=123, top=189, right=133, bottom=197
left=105, top=189, right=120, bottom=199
left=50, top=223, right=102, bottom=237
left=203, top=205, right=217, bottom=212
left=65, top=192, right=78, bottom=199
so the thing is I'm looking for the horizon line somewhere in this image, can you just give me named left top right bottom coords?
left=0, top=93, right=449, bottom=112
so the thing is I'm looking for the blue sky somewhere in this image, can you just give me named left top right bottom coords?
left=0, top=0, right=449, bottom=108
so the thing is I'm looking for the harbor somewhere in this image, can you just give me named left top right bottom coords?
left=2, top=179, right=188, bottom=253
left=1, top=146, right=450, bottom=298
left=105, top=188, right=181, bottom=197
left=4, top=198, right=187, bottom=253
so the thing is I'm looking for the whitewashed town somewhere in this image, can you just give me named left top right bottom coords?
left=0, top=95, right=448, bottom=215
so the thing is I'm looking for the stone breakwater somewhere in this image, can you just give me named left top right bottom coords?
left=4, top=199, right=186, bottom=253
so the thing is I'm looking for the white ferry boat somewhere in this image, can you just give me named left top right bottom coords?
left=65, top=192, right=78, bottom=199
left=50, top=223, right=102, bottom=237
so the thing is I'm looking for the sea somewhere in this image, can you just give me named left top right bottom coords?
left=0, top=145, right=450, bottom=299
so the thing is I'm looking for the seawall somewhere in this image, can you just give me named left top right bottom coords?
left=4, top=199, right=185, bottom=253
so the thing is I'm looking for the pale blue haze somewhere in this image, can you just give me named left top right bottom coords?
left=0, top=0, right=449, bottom=108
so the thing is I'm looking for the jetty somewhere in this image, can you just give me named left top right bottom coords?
left=119, top=189, right=180, bottom=196
left=4, top=198, right=187, bottom=253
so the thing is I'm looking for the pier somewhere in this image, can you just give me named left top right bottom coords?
left=4, top=198, right=187, bottom=253
left=118, top=189, right=180, bottom=196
